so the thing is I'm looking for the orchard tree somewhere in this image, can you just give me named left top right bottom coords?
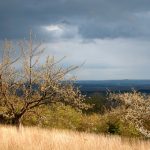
left=0, top=34, right=89, bottom=126
left=109, top=91, right=150, bottom=138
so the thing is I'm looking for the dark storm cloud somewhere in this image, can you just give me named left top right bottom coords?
left=1, top=0, right=150, bottom=40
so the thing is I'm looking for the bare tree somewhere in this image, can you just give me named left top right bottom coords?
left=0, top=34, right=89, bottom=126
left=109, top=91, right=150, bottom=138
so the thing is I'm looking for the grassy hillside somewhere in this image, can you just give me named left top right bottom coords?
left=0, top=126, right=149, bottom=150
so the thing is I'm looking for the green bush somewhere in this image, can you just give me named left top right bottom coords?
left=99, top=112, right=141, bottom=137
left=77, top=114, right=101, bottom=133
left=22, top=103, right=82, bottom=130
left=22, top=103, right=141, bottom=137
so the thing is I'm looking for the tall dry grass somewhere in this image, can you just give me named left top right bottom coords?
left=0, top=126, right=149, bottom=150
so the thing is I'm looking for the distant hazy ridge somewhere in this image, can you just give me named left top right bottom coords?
left=75, top=80, right=150, bottom=94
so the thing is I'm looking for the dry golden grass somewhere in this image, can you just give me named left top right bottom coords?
left=0, top=126, right=149, bottom=150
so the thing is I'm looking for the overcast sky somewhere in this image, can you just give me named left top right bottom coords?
left=1, top=0, right=150, bottom=80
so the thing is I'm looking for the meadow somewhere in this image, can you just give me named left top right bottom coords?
left=0, top=126, right=149, bottom=150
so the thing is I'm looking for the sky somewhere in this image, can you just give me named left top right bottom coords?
left=1, top=0, right=150, bottom=80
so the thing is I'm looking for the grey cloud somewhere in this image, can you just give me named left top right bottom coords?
left=1, top=0, right=150, bottom=40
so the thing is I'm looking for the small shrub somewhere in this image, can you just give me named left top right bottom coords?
left=107, top=121, right=120, bottom=134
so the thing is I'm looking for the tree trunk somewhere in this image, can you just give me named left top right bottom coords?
left=11, top=114, right=23, bottom=127
left=11, top=118, right=20, bottom=126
